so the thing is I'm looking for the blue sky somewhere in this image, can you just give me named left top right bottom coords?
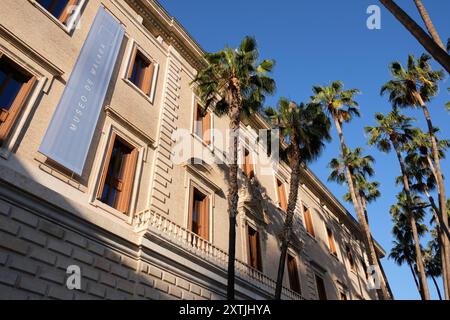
left=158, top=0, right=450, bottom=299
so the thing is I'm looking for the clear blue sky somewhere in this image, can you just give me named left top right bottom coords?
left=158, top=0, right=450, bottom=299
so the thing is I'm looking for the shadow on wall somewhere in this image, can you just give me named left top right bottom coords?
left=0, top=156, right=225, bottom=300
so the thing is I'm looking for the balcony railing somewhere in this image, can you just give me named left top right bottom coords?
left=133, top=209, right=303, bottom=300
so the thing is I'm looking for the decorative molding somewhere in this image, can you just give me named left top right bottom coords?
left=0, top=24, right=64, bottom=77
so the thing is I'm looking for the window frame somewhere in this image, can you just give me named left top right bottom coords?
left=0, top=53, right=37, bottom=145
left=303, top=205, right=315, bottom=238
left=346, top=246, right=356, bottom=272
left=326, top=226, right=337, bottom=256
left=30, top=0, right=86, bottom=33
left=193, top=99, right=213, bottom=146
left=314, top=274, right=327, bottom=300
left=89, top=119, right=146, bottom=222
left=246, top=224, right=263, bottom=272
left=275, top=178, right=287, bottom=212
left=287, top=253, right=301, bottom=294
left=242, top=147, right=255, bottom=178
left=96, top=132, right=139, bottom=215
left=188, top=185, right=210, bottom=241
left=124, top=41, right=159, bottom=103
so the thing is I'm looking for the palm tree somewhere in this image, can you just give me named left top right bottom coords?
left=365, top=109, right=431, bottom=299
left=329, top=147, right=393, bottom=299
left=413, top=0, right=446, bottom=50
left=265, top=98, right=331, bottom=299
left=193, top=36, right=276, bottom=299
left=381, top=54, right=450, bottom=294
left=311, top=81, right=389, bottom=300
left=390, top=192, right=428, bottom=299
left=424, top=228, right=443, bottom=300
left=378, top=0, right=450, bottom=72
left=404, top=129, right=450, bottom=241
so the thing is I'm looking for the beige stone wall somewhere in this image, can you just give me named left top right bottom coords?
left=0, top=0, right=381, bottom=300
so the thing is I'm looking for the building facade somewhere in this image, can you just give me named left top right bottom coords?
left=0, top=0, right=385, bottom=300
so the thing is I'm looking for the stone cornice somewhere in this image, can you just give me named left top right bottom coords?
left=126, top=0, right=207, bottom=71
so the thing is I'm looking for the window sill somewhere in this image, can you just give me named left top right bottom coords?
left=28, top=0, right=74, bottom=35
left=122, top=78, right=154, bottom=105
left=329, top=252, right=339, bottom=262
left=191, top=132, right=214, bottom=153
left=90, top=199, right=132, bottom=224
left=305, top=232, right=317, bottom=242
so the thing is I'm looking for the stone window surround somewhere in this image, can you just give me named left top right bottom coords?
left=28, top=0, right=87, bottom=35
left=88, top=114, right=147, bottom=224
left=122, top=38, right=159, bottom=105
left=190, top=94, right=214, bottom=153
left=0, top=48, right=48, bottom=160
left=183, top=174, right=215, bottom=244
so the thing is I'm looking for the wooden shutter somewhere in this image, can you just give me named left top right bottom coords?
left=276, top=180, right=287, bottom=211
left=0, top=75, right=36, bottom=142
left=304, top=207, right=315, bottom=237
left=327, top=228, right=336, bottom=255
left=315, top=275, right=327, bottom=300
left=127, top=47, right=138, bottom=79
left=117, top=147, right=138, bottom=213
left=288, top=255, right=301, bottom=293
left=188, top=185, right=195, bottom=231
left=200, top=196, right=209, bottom=240
left=59, top=0, right=79, bottom=25
left=97, top=133, right=116, bottom=199
left=143, top=62, right=154, bottom=96
left=202, top=111, right=211, bottom=145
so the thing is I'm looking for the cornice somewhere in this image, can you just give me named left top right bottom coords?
left=126, top=0, right=207, bottom=71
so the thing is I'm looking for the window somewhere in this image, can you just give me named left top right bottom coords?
left=193, top=101, right=211, bottom=145
left=276, top=179, right=287, bottom=212
left=339, top=291, right=347, bottom=300
left=0, top=54, right=35, bottom=144
left=246, top=225, right=262, bottom=271
left=242, top=148, right=254, bottom=178
left=346, top=246, right=356, bottom=272
left=315, top=274, right=327, bottom=300
left=287, top=254, right=301, bottom=294
left=303, top=206, right=315, bottom=237
left=361, top=259, right=369, bottom=280
left=188, top=186, right=209, bottom=240
left=36, top=0, right=79, bottom=25
left=97, top=133, right=138, bottom=214
left=326, top=227, right=337, bottom=256
left=127, top=48, right=154, bottom=96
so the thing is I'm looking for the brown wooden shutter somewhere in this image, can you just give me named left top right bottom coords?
left=143, top=62, right=154, bottom=96
left=59, top=0, right=79, bottom=25
left=304, top=207, right=315, bottom=237
left=97, top=133, right=116, bottom=199
left=188, top=185, right=195, bottom=231
left=276, top=180, right=287, bottom=211
left=202, top=111, right=211, bottom=145
left=127, top=47, right=138, bottom=79
left=117, top=147, right=138, bottom=213
left=327, top=228, right=336, bottom=255
left=200, top=196, right=209, bottom=240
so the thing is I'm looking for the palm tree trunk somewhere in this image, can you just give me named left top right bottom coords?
left=333, top=117, right=387, bottom=300
left=274, top=141, right=301, bottom=299
left=392, top=138, right=431, bottom=299
left=415, top=94, right=450, bottom=296
left=437, top=226, right=450, bottom=299
left=413, top=0, right=446, bottom=50
left=408, top=262, right=423, bottom=299
left=424, top=188, right=450, bottom=242
left=431, top=275, right=443, bottom=300
left=226, top=81, right=242, bottom=300
left=361, top=195, right=393, bottom=299
left=379, top=0, right=450, bottom=73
